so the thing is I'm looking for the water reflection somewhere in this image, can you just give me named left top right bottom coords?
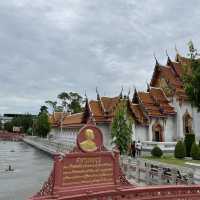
left=0, top=141, right=53, bottom=200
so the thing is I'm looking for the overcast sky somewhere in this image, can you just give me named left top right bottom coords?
left=0, top=0, right=200, bottom=114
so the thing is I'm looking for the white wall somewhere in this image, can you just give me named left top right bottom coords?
left=49, top=127, right=60, bottom=138
left=49, top=127, right=80, bottom=144
left=96, top=123, right=111, bottom=149
left=164, top=116, right=176, bottom=142
left=172, top=97, right=200, bottom=141
left=192, top=107, right=200, bottom=140
left=50, top=124, right=112, bottom=148
left=134, top=124, right=148, bottom=142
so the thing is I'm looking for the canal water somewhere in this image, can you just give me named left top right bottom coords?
left=0, top=141, right=53, bottom=200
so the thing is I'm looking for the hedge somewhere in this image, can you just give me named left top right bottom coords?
left=174, top=140, right=186, bottom=159
left=151, top=146, right=163, bottom=158
left=184, top=134, right=195, bottom=157
left=191, top=142, right=200, bottom=160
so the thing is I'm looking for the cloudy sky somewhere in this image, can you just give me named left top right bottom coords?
left=0, top=0, right=200, bottom=114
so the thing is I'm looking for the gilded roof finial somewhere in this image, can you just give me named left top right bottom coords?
left=175, top=45, right=180, bottom=62
left=166, top=50, right=172, bottom=65
left=146, top=82, right=150, bottom=92
left=127, top=88, right=131, bottom=98
left=119, top=86, right=123, bottom=99
left=153, top=53, right=159, bottom=66
left=96, top=87, right=100, bottom=100
left=132, top=87, right=137, bottom=102
left=175, top=45, right=179, bottom=54
left=84, top=90, right=88, bottom=100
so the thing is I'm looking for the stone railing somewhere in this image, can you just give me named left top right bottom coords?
left=142, top=141, right=176, bottom=152
left=120, top=156, right=194, bottom=185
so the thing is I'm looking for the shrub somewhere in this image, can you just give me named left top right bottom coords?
left=191, top=142, right=200, bottom=160
left=151, top=146, right=163, bottom=158
left=174, top=140, right=186, bottom=159
left=184, top=134, right=195, bottom=157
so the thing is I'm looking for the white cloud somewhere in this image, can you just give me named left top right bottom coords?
left=0, top=0, right=200, bottom=114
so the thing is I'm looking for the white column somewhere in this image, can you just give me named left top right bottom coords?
left=148, top=120, right=153, bottom=141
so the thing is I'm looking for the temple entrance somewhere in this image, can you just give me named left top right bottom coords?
left=155, top=131, right=160, bottom=142
left=183, top=111, right=192, bottom=134
left=152, top=123, right=163, bottom=142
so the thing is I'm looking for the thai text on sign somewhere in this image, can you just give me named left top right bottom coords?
left=62, top=156, right=114, bottom=186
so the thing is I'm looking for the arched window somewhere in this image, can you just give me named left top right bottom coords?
left=183, top=111, right=192, bottom=134
left=152, top=123, right=163, bottom=142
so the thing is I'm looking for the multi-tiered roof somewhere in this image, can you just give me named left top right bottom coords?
left=50, top=53, right=192, bottom=128
left=150, top=53, right=192, bottom=101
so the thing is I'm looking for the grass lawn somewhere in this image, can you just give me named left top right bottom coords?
left=143, top=155, right=200, bottom=166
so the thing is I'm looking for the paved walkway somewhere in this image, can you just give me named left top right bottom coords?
left=23, top=136, right=74, bottom=156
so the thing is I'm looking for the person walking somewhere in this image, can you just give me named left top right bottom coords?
left=131, top=141, right=136, bottom=157
left=136, top=140, right=142, bottom=157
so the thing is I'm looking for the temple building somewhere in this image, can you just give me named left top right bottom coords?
left=150, top=53, right=200, bottom=140
left=49, top=52, right=200, bottom=151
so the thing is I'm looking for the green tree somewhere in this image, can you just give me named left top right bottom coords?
left=4, top=121, right=13, bottom=132
left=57, top=92, right=70, bottom=112
left=45, top=100, right=57, bottom=113
left=68, top=92, right=83, bottom=113
left=35, top=112, right=51, bottom=138
left=111, top=102, right=133, bottom=154
left=11, top=114, right=33, bottom=133
left=182, top=41, right=200, bottom=111
left=174, top=140, right=186, bottom=159
left=0, top=119, right=2, bottom=130
left=39, top=105, right=48, bottom=115
left=55, top=106, right=63, bottom=112
left=57, top=91, right=84, bottom=114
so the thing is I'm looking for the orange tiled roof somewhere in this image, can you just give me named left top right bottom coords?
left=150, top=61, right=186, bottom=99
left=130, top=103, right=148, bottom=125
left=100, top=97, right=120, bottom=113
left=49, top=112, right=64, bottom=127
left=62, top=113, right=84, bottom=127
left=88, top=97, right=120, bottom=123
left=89, top=100, right=103, bottom=117
left=137, top=88, right=176, bottom=117
left=170, top=61, right=183, bottom=77
left=150, top=87, right=176, bottom=115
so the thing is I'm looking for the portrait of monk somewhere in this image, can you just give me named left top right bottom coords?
left=80, top=129, right=97, bottom=152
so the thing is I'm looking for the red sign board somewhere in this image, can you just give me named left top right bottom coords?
left=62, top=154, right=114, bottom=187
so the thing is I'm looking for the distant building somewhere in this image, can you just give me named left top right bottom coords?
left=13, top=126, right=22, bottom=133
